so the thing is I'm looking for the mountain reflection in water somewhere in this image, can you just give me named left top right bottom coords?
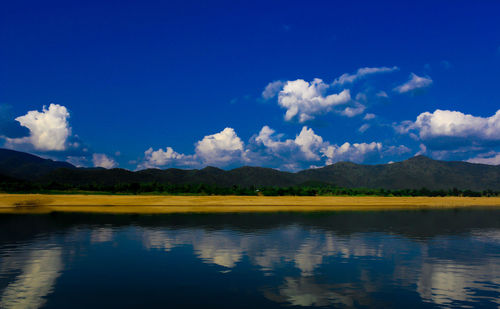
left=1, top=210, right=499, bottom=308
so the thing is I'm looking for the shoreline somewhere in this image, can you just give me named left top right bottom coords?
left=1, top=194, right=500, bottom=214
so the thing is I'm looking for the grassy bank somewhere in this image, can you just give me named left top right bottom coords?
left=1, top=194, right=500, bottom=214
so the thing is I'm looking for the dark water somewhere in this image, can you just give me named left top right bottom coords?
left=1, top=209, right=500, bottom=308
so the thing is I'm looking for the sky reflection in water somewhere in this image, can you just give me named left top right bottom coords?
left=0, top=210, right=499, bottom=308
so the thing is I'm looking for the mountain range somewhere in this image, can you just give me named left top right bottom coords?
left=1, top=148, right=499, bottom=191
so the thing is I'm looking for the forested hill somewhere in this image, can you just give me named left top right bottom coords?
left=1, top=148, right=500, bottom=191
left=0, top=148, right=75, bottom=180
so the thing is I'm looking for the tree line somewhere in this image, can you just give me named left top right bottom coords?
left=0, top=180, right=498, bottom=197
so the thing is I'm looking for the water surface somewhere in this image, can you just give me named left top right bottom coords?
left=1, top=209, right=499, bottom=308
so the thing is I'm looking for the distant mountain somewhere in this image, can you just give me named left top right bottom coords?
left=1, top=148, right=500, bottom=190
left=0, top=148, right=75, bottom=180
left=39, top=165, right=303, bottom=188
left=298, top=156, right=500, bottom=190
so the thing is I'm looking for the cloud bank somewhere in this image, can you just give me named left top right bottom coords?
left=466, top=152, right=500, bottom=165
left=140, top=126, right=408, bottom=171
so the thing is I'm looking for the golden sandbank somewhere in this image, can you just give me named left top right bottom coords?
left=0, top=194, right=499, bottom=214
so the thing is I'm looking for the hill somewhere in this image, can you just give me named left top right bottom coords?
left=0, top=148, right=75, bottom=180
left=299, top=156, right=500, bottom=191
left=1, top=148, right=500, bottom=191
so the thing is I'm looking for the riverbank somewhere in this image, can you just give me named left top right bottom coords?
left=1, top=194, right=500, bottom=214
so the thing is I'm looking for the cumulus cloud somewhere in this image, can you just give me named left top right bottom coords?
left=139, top=128, right=245, bottom=169
left=140, top=147, right=196, bottom=169
left=397, top=109, right=500, bottom=143
left=395, top=109, right=500, bottom=160
left=255, top=126, right=289, bottom=149
left=321, top=142, right=383, bottom=165
left=195, top=128, right=245, bottom=165
left=394, top=73, right=433, bottom=93
left=294, top=127, right=325, bottom=160
left=265, top=69, right=399, bottom=122
left=262, top=80, right=285, bottom=99
left=254, top=126, right=289, bottom=155
left=333, top=66, right=399, bottom=86
left=255, top=125, right=406, bottom=168
left=5, top=104, right=71, bottom=151
left=278, top=78, right=351, bottom=122
left=255, top=126, right=325, bottom=162
left=92, top=153, right=118, bottom=169
left=140, top=126, right=408, bottom=171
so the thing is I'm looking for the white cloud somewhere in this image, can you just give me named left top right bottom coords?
left=278, top=79, right=351, bottom=122
left=321, top=142, right=383, bottom=165
left=394, top=120, right=414, bottom=135
left=140, top=147, right=197, bottom=169
left=358, top=124, right=370, bottom=133
left=466, top=152, right=500, bottom=165
left=339, top=102, right=366, bottom=117
left=376, top=91, right=388, bottom=98
left=363, top=113, right=376, bottom=120
left=255, top=125, right=405, bottom=167
left=5, top=104, right=71, bottom=151
left=139, top=128, right=245, bottom=169
left=262, top=80, right=285, bottom=99
left=394, top=73, right=433, bottom=93
left=333, top=66, right=399, bottom=86
left=139, top=126, right=408, bottom=171
left=266, top=70, right=397, bottom=122
left=255, top=126, right=293, bottom=151
left=294, top=127, right=324, bottom=160
left=195, top=128, right=244, bottom=165
left=255, top=126, right=324, bottom=161
left=398, top=109, right=500, bottom=141
left=92, top=153, right=118, bottom=169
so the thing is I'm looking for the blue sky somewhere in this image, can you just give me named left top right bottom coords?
left=1, top=0, right=500, bottom=170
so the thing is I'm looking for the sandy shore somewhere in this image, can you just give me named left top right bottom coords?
left=0, top=194, right=500, bottom=214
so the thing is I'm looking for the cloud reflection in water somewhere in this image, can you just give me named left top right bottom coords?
left=0, top=247, right=63, bottom=309
left=141, top=226, right=500, bottom=307
left=0, top=212, right=498, bottom=308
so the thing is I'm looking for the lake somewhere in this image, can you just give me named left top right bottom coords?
left=1, top=209, right=499, bottom=308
